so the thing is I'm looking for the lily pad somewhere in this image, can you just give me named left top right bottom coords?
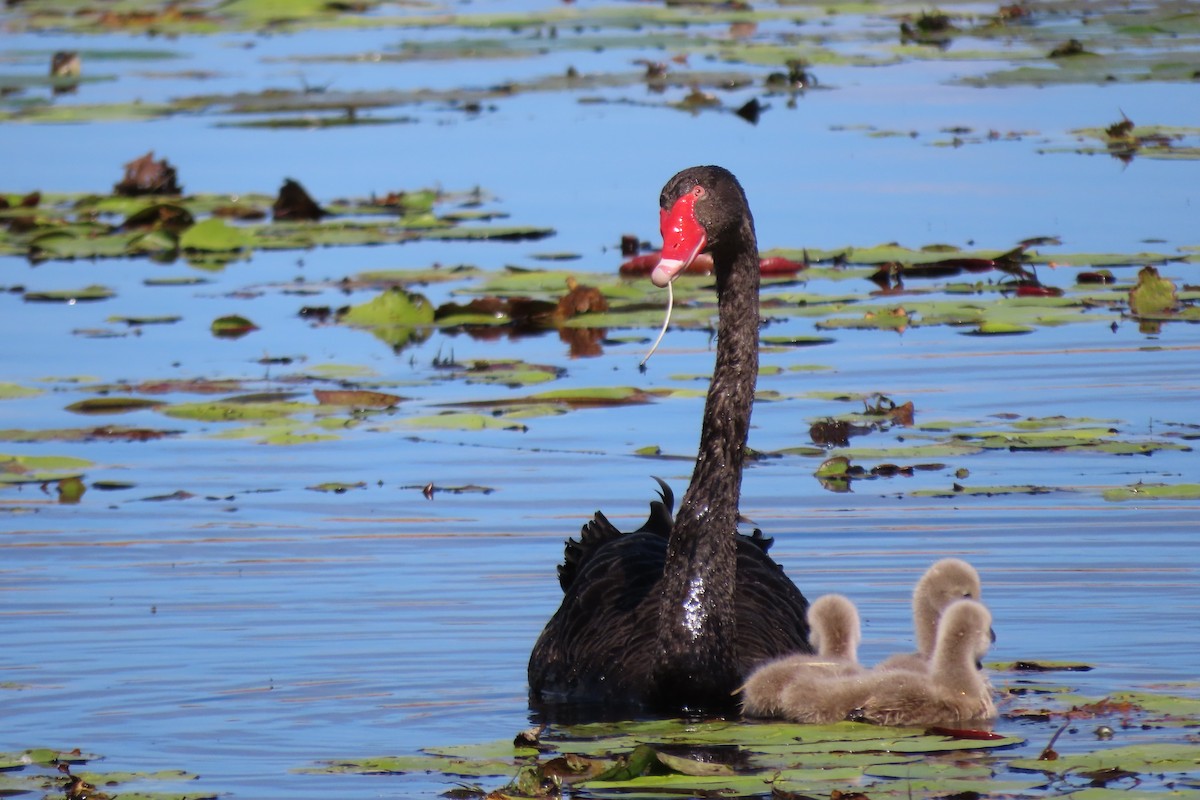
left=0, top=382, right=42, bottom=399
left=180, top=218, right=252, bottom=252
left=1009, top=742, right=1200, bottom=775
left=1103, top=482, right=1200, bottom=502
left=341, top=288, right=436, bottom=328
left=211, top=314, right=259, bottom=338
left=162, top=400, right=317, bottom=422
left=313, top=389, right=403, bottom=409
left=1129, top=265, right=1179, bottom=317
left=24, top=285, right=114, bottom=302
left=65, top=397, right=165, bottom=415
left=307, top=482, right=367, bottom=493
left=454, top=360, right=565, bottom=388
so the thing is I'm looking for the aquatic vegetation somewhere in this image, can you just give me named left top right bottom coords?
left=0, top=748, right=213, bottom=800
left=303, top=671, right=1200, bottom=798
left=0, top=185, right=552, bottom=264
left=1, top=3, right=1198, bottom=799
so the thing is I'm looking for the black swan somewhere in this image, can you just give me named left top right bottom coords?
left=876, top=558, right=983, bottom=673
left=527, top=165, right=812, bottom=714
left=740, top=594, right=863, bottom=718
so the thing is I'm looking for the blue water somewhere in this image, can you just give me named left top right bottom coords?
left=2, top=2, right=1199, bottom=797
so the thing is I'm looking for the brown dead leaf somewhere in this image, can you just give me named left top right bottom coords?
left=114, top=151, right=182, bottom=196
left=556, top=277, right=608, bottom=318
left=273, top=178, right=327, bottom=221
left=313, top=389, right=404, bottom=409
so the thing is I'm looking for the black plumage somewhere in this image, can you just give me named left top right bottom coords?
left=528, top=166, right=812, bottom=715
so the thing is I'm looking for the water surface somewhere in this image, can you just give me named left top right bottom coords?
left=1, top=1, right=1198, bottom=797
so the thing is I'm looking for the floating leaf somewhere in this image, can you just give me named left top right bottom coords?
left=107, top=314, right=183, bottom=325
left=397, top=412, right=529, bottom=432
left=0, top=382, right=42, bottom=399
left=313, top=389, right=403, bottom=409
left=815, top=456, right=851, bottom=477
left=65, top=397, right=165, bottom=415
left=24, top=285, right=114, bottom=302
left=504, top=386, right=653, bottom=409
left=341, top=288, right=435, bottom=328
left=1128, top=264, right=1178, bottom=317
left=300, top=753, right=524, bottom=777
left=211, top=314, right=259, bottom=338
left=180, top=218, right=251, bottom=252
left=162, top=401, right=316, bottom=422
left=910, top=484, right=1059, bottom=498
left=966, top=320, right=1035, bottom=335
left=1010, top=742, right=1200, bottom=775
left=1103, top=483, right=1200, bottom=502
left=307, top=482, right=367, bottom=493
left=1, top=453, right=93, bottom=471
left=455, top=360, right=564, bottom=388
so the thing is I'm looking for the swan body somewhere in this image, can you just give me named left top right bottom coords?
left=741, top=593, right=863, bottom=718
left=528, top=166, right=812, bottom=714
left=876, top=558, right=982, bottom=673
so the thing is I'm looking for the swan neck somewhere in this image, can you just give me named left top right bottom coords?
left=652, top=220, right=759, bottom=704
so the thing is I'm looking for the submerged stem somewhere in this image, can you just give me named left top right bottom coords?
left=640, top=281, right=674, bottom=367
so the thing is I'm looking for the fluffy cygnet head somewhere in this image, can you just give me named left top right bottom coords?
left=912, top=558, right=982, bottom=657
left=929, top=598, right=994, bottom=684
left=809, top=593, right=861, bottom=663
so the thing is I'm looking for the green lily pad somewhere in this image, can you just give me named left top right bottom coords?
left=0, top=382, right=42, bottom=399
left=108, top=314, right=183, bottom=325
left=966, top=320, right=1035, bottom=335
left=307, top=482, right=367, bottom=493
left=211, top=314, right=259, bottom=338
left=341, top=288, right=436, bottom=328
left=162, top=401, right=317, bottom=422
left=474, top=386, right=654, bottom=409
left=24, top=285, right=114, bottom=302
left=1009, top=742, right=1200, bottom=775
left=299, top=753, right=524, bottom=777
left=1129, top=264, right=1179, bottom=316
left=1103, top=483, right=1200, bottom=502
left=180, top=218, right=251, bottom=251
left=0, top=426, right=179, bottom=443
left=209, top=420, right=342, bottom=445
left=817, top=307, right=912, bottom=331
left=0, top=453, right=93, bottom=471
left=455, top=360, right=564, bottom=387
left=910, top=484, right=1059, bottom=498
left=397, top=412, right=530, bottom=432
left=815, top=456, right=851, bottom=477
left=760, top=335, right=837, bottom=347
left=143, top=274, right=210, bottom=287
left=1104, top=691, right=1200, bottom=717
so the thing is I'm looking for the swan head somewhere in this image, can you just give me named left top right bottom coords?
left=652, top=166, right=751, bottom=288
